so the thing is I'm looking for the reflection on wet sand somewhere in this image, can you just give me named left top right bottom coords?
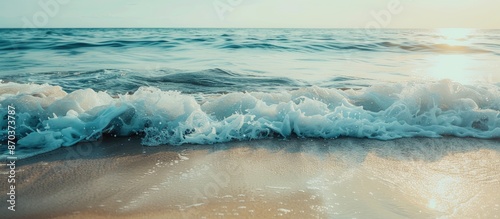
left=2, top=137, right=499, bottom=218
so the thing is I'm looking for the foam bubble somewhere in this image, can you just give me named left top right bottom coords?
left=1, top=80, right=499, bottom=159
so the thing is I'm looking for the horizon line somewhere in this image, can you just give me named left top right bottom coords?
left=0, top=27, right=498, bottom=30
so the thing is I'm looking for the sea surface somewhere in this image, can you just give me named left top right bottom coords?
left=0, top=28, right=499, bottom=159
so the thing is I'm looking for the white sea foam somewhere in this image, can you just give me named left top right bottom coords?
left=1, top=80, right=499, bottom=159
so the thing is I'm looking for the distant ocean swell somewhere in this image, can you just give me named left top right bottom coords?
left=1, top=36, right=497, bottom=54
left=1, top=80, right=499, bottom=159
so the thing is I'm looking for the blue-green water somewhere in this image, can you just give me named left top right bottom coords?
left=0, top=28, right=499, bottom=159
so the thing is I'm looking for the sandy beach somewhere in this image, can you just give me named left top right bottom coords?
left=1, top=1, right=500, bottom=218
left=1, top=137, right=499, bottom=218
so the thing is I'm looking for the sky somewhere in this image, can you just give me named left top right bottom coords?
left=0, top=0, right=498, bottom=29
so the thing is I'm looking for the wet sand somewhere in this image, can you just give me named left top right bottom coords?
left=1, top=137, right=499, bottom=218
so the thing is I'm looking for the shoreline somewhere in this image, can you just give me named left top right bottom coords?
left=2, top=137, right=499, bottom=218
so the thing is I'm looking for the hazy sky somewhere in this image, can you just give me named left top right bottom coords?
left=0, top=0, right=498, bottom=29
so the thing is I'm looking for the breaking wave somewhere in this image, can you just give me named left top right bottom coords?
left=1, top=80, right=499, bottom=159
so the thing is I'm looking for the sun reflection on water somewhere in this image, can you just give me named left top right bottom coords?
left=436, top=28, right=475, bottom=45
left=425, top=29, right=487, bottom=84
left=427, top=55, right=475, bottom=84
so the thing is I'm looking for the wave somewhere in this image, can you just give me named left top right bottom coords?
left=375, top=42, right=493, bottom=54
left=1, top=80, right=499, bottom=159
left=220, top=43, right=293, bottom=51
left=15, top=40, right=494, bottom=55
left=8, top=68, right=308, bottom=94
left=2, top=29, right=496, bottom=55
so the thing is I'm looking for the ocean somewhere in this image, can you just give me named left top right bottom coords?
left=0, top=28, right=499, bottom=159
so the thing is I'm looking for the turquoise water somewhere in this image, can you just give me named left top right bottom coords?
left=0, top=28, right=499, bottom=159
left=1, top=28, right=499, bottom=93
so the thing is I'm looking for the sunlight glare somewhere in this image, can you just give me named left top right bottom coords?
left=427, top=55, right=475, bottom=84
left=437, top=28, right=474, bottom=45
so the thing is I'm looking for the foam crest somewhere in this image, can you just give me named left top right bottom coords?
left=1, top=80, right=499, bottom=159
